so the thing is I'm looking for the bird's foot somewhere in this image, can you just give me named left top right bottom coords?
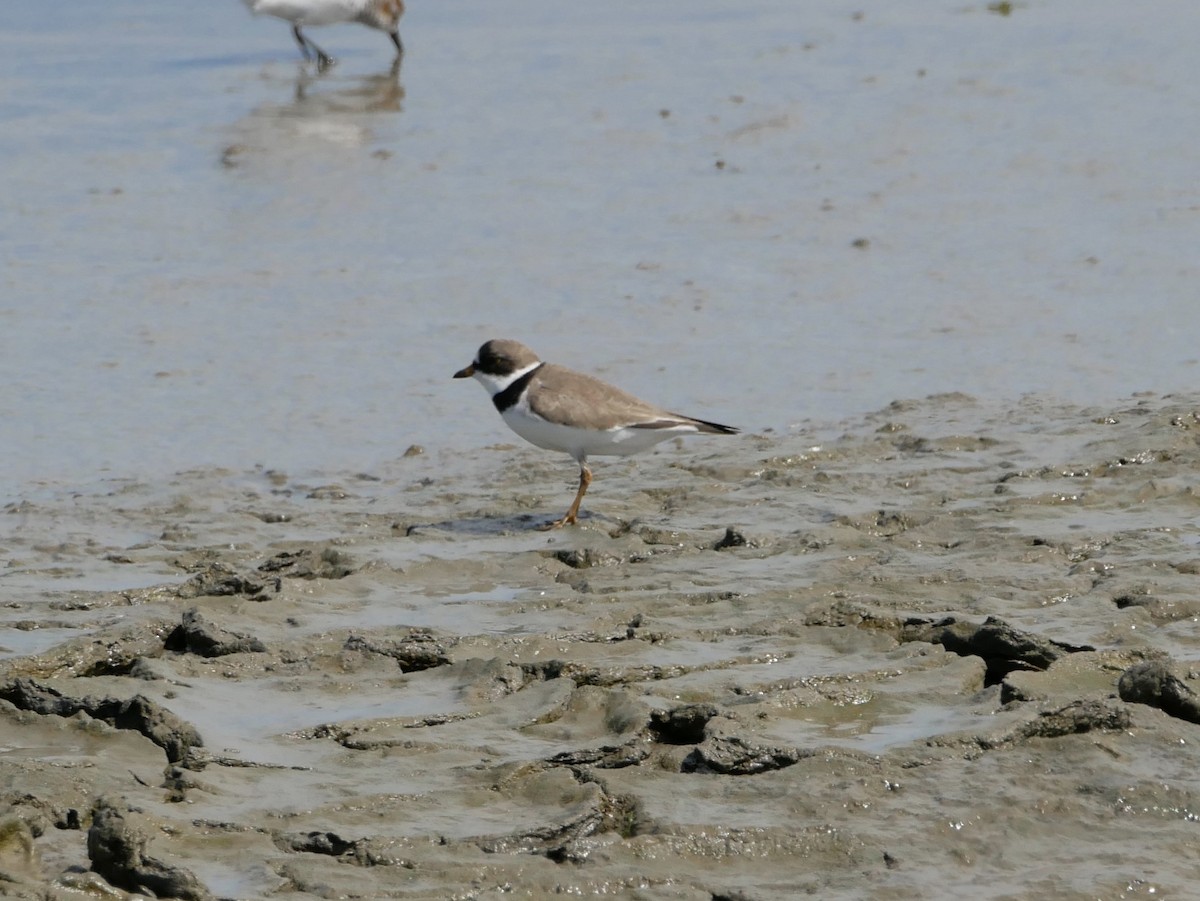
left=537, top=513, right=577, bottom=531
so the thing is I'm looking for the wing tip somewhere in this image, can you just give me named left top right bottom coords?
left=655, top=413, right=739, bottom=435
left=694, top=418, right=739, bottom=435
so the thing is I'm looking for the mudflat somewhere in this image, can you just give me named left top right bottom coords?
left=2, top=392, right=1198, bottom=898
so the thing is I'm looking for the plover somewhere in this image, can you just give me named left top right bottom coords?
left=454, top=339, right=739, bottom=529
left=242, top=0, right=405, bottom=70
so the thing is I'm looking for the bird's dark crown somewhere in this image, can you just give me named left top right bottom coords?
left=475, top=339, right=539, bottom=376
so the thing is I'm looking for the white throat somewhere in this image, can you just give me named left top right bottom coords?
left=472, top=360, right=541, bottom=397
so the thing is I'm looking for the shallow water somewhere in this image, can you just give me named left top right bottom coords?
left=3, top=0, right=1200, bottom=502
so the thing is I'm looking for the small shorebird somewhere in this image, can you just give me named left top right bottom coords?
left=242, top=0, right=405, bottom=70
left=454, top=339, right=739, bottom=529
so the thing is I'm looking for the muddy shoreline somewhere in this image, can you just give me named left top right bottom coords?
left=3, top=392, right=1199, bottom=899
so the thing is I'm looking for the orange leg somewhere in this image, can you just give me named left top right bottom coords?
left=540, top=464, right=592, bottom=530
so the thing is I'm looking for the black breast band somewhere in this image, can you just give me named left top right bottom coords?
left=492, top=363, right=544, bottom=412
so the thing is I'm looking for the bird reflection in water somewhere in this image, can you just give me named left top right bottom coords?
left=289, top=59, right=405, bottom=114
left=220, top=62, right=404, bottom=168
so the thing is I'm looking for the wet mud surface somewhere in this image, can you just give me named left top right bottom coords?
left=3, top=393, right=1200, bottom=899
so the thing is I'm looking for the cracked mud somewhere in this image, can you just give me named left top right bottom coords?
left=2, top=394, right=1200, bottom=898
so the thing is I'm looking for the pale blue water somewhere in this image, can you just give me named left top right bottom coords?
left=2, top=0, right=1198, bottom=501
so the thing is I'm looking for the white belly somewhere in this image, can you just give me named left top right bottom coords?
left=501, top=408, right=683, bottom=462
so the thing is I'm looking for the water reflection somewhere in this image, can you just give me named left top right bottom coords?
left=222, top=62, right=405, bottom=165
left=288, top=59, right=405, bottom=114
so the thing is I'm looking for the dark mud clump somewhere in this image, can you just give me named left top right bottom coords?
left=88, top=797, right=212, bottom=900
left=0, top=679, right=203, bottom=766
left=1118, top=659, right=1200, bottom=724
left=901, top=615, right=1093, bottom=685
left=258, top=547, right=357, bottom=580
left=176, top=561, right=268, bottom=599
left=163, top=609, right=267, bottom=658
